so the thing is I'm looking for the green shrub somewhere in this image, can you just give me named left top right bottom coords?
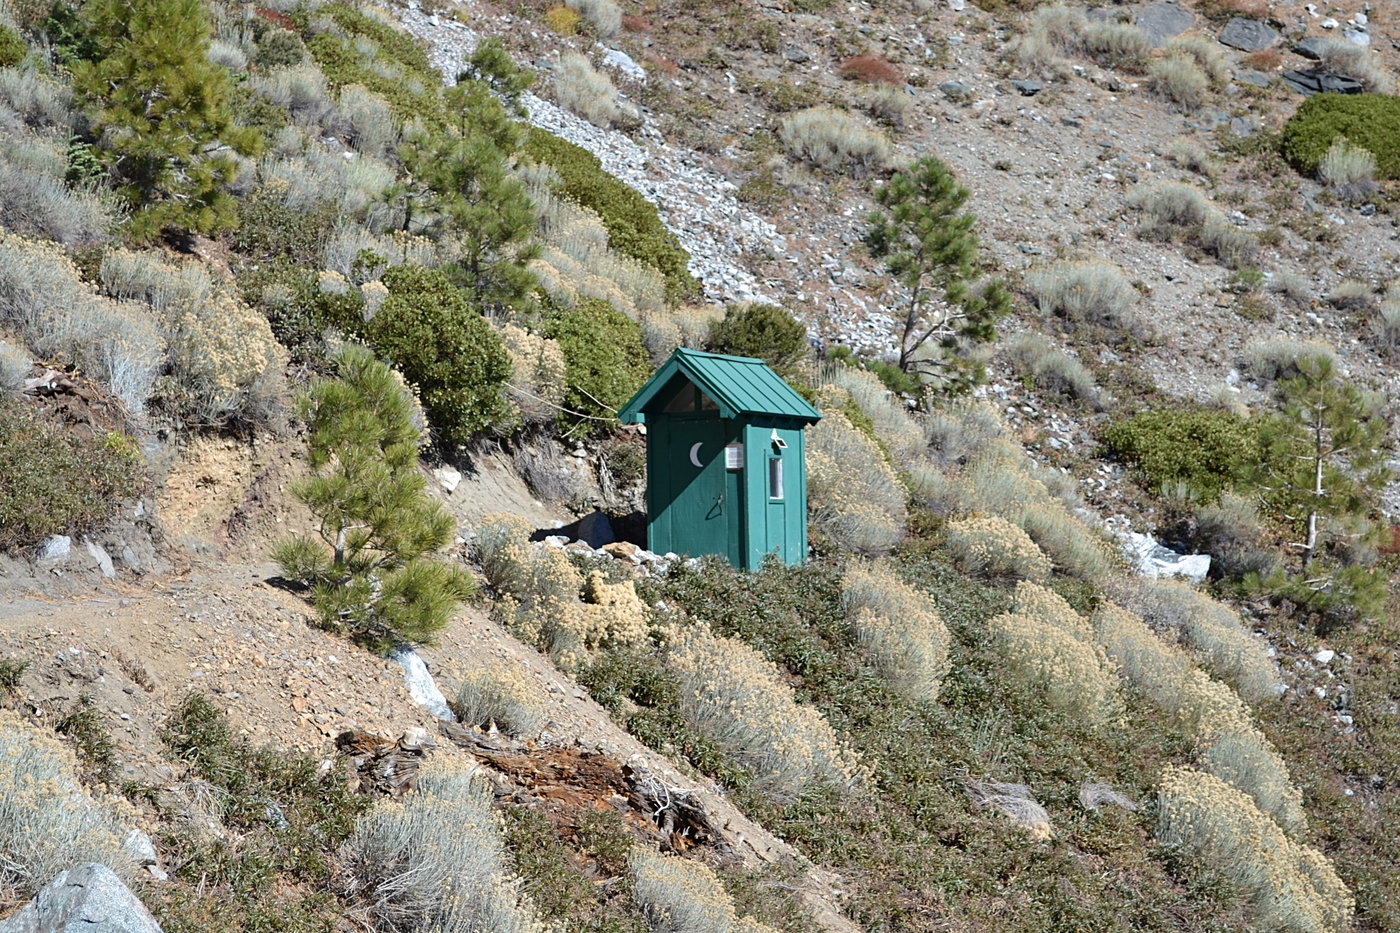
left=0, top=401, right=143, bottom=551
left=1281, top=93, right=1400, bottom=180
left=55, top=694, right=116, bottom=784
left=302, top=2, right=436, bottom=84
left=523, top=128, right=698, bottom=302
left=159, top=694, right=370, bottom=926
left=0, top=24, right=29, bottom=68
left=1102, top=407, right=1260, bottom=499
left=370, top=265, right=512, bottom=445
left=544, top=297, right=650, bottom=433
left=706, top=303, right=808, bottom=375
left=305, top=32, right=443, bottom=126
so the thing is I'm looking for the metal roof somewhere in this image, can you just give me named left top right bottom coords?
left=617, top=348, right=822, bottom=423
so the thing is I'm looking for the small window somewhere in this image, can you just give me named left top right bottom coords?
left=768, top=457, right=784, bottom=499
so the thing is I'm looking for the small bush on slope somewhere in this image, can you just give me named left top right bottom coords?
left=630, top=848, right=778, bottom=933
left=523, top=127, right=698, bottom=302
left=1101, top=406, right=1261, bottom=500
left=0, top=709, right=134, bottom=896
left=369, top=264, right=512, bottom=445
left=1281, top=93, right=1400, bottom=180
left=1157, top=766, right=1350, bottom=933
left=667, top=624, right=857, bottom=803
left=0, top=401, right=143, bottom=551
left=806, top=407, right=906, bottom=555
left=841, top=561, right=950, bottom=703
left=544, top=297, right=650, bottom=434
left=343, top=758, right=547, bottom=933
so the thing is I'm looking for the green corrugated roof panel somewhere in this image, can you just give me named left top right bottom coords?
left=617, top=348, right=822, bottom=423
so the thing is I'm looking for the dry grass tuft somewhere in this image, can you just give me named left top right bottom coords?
left=554, top=51, right=639, bottom=129
left=780, top=107, right=890, bottom=176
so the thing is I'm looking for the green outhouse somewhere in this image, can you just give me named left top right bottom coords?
left=617, top=348, right=822, bottom=569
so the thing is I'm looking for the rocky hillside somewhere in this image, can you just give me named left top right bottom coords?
left=0, top=1, right=1397, bottom=932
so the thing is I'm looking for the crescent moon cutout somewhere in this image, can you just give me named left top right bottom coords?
left=689, top=442, right=703, bottom=468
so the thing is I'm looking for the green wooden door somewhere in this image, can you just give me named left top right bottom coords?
left=662, top=417, right=726, bottom=560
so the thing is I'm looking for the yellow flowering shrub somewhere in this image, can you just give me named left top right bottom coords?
left=988, top=613, right=1123, bottom=729
left=629, top=847, right=778, bottom=933
left=0, top=710, right=134, bottom=895
left=343, top=758, right=547, bottom=933
left=807, top=408, right=905, bottom=555
left=99, top=248, right=286, bottom=425
left=1012, top=580, right=1093, bottom=642
left=478, top=515, right=651, bottom=670
left=946, top=515, right=1051, bottom=582
left=841, top=561, right=950, bottom=702
left=667, top=626, right=857, bottom=801
left=453, top=658, right=549, bottom=738
left=1131, top=579, right=1278, bottom=704
left=1157, top=766, right=1351, bottom=933
left=497, top=323, right=567, bottom=428
left=1095, top=603, right=1304, bottom=831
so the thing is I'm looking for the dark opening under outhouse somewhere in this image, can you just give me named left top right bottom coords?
left=616, top=348, right=822, bottom=569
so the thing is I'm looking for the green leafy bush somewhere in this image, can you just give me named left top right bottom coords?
left=0, top=402, right=143, bottom=551
left=706, top=303, right=808, bottom=375
left=1280, top=93, right=1400, bottom=180
left=544, top=297, right=650, bottom=432
left=370, top=265, right=512, bottom=445
left=0, top=24, right=28, bottom=67
left=523, top=127, right=698, bottom=301
left=1102, top=407, right=1260, bottom=499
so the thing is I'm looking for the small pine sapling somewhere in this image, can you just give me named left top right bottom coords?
left=274, top=345, right=475, bottom=649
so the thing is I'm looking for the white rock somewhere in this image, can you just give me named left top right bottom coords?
left=36, top=535, right=72, bottom=565
left=389, top=647, right=455, bottom=721
left=602, top=48, right=646, bottom=82
left=1313, top=649, right=1336, bottom=664
left=1118, top=530, right=1211, bottom=584
left=434, top=465, right=462, bottom=493
left=1320, top=16, right=1338, bottom=28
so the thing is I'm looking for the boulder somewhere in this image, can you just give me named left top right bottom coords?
left=1219, top=17, right=1279, bottom=52
left=602, top=48, right=646, bottom=81
left=84, top=540, right=116, bottom=579
left=0, top=864, right=163, bottom=933
left=35, top=535, right=72, bottom=566
left=1135, top=2, right=1194, bottom=47
left=1293, top=36, right=1328, bottom=59
left=576, top=510, right=615, bottom=549
left=939, top=79, right=972, bottom=101
left=1011, top=79, right=1043, bottom=96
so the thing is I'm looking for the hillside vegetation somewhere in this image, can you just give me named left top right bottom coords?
left=0, top=0, right=1397, bottom=932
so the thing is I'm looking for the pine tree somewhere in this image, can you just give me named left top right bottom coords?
left=398, top=78, right=539, bottom=316
left=865, top=155, right=1009, bottom=392
left=1255, top=351, right=1392, bottom=627
left=274, top=345, right=475, bottom=650
left=72, top=0, right=260, bottom=240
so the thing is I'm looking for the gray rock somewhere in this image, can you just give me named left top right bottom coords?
left=1293, top=36, right=1328, bottom=59
left=576, top=510, right=614, bottom=548
left=85, top=540, right=116, bottom=579
left=781, top=44, right=810, bottom=63
left=1135, top=2, right=1194, bottom=47
left=1228, top=115, right=1257, bottom=137
left=939, top=79, right=972, bottom=101
left=122, top=830, right=158, bottom=868
left=1282, top=68, right=1364, bottom=95
left=1234, top=68, right=1274, bottom=87
left=35, top=535, right=72, bottom=565
left=1219, top=17, right=1279, bottom=52
left=1011, top=79, right=1043, bottom=96
left=1342, top=26, right=1370, bottom=47
left=0, top=864, right=163, bottom=933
